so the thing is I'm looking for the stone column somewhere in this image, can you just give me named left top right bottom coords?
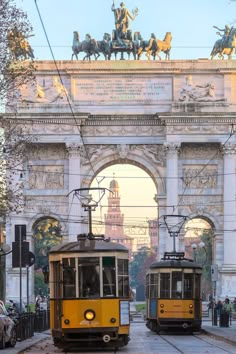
left=164, top=143, right=180, bottom=253
left=66, top=142, right=83, bottom=242
left=221, top=143, right=236, bottom=296
left=155, top=196, right=167, bottom=260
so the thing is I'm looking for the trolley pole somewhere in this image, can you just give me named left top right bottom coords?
left=163, top=215, right=188, bottom=254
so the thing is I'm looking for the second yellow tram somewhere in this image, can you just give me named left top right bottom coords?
left=146, top=252, right=202, bottom=333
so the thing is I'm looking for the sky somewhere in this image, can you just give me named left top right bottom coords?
left=90, top=165, right=157, bottom=233
left=15, top=0, right=236, bottom=61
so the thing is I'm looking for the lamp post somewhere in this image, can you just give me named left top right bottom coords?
left=191, top=241, right=206, bottom=264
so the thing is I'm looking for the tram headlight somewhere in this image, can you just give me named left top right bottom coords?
left=84, top=309, right=96, bottom=321
left=189, top=304, right=193, bottom=308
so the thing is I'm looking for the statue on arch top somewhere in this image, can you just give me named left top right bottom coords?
left=7, top=27, right=34, bottom=61
left=211, top=23, right=236, bottom=59
left=111, top=1, right=138, bottom=46
left=213, top=24, right=232, bottom=50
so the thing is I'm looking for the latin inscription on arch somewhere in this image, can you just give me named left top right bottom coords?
left=72, top=76, right=172, bottom=103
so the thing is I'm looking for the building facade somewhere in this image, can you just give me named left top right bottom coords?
left=4, top=59, right=236, bottom=301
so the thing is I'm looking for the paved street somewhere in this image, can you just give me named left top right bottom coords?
left=6, top=319, right=236, bottom=354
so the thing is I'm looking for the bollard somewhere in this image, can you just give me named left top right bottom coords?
left=220, top=311, right=229, bottom=327
left=213, top=308, right=217, bottom=326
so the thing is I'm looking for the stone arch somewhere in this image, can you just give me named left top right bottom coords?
left=185, top=212, right=219, bottom=233
left=184, top=214, right=216, bottom=300
left=81, top=155, right=165, bottom=196
left=27, top=213, right=67, bottom=237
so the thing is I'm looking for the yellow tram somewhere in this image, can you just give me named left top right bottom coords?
left=47, top=235, right=130, bottom=350
left=146, top=252, right=202, bottom=333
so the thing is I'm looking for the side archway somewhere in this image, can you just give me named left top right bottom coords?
left=184, top=216, right=216, bottom=301
left=32, top=216, right=63, bottom=297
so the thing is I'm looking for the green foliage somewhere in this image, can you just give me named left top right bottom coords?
left=34, top=272, right=49, bottom=297
left=136, top=303, right=146, bottom=312
left=33, top=218, right=62, bottom=270
left=129, top=247, right=157, bottom=288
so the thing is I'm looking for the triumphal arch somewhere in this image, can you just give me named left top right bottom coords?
left=4, top=57, right=236, bottom=302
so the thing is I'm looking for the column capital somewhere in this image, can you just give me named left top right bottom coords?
left=163, top=142, right=181, bottom=155
left=66, top=142, right=83, bottom=157
left=222, top=142, right=236, bottom=155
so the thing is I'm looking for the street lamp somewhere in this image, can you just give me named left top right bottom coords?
left=191, top=241, right=206, bottom=263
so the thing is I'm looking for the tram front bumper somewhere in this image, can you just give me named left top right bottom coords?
left=53, top=327, right=120, bottom=343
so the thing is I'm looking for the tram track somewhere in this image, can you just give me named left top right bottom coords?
left=193, top=333, right=236, bottom=354
left=156, top=332, right=236, bottom=354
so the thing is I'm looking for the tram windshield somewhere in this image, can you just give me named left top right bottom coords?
left=78, top=257, right=100, bottom=298
left=148, top=271, right=198, bottom=299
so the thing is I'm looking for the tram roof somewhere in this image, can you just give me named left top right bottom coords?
left=49, top=240, right=129, bottom=254
left=149, top=259, right=202, bottom=269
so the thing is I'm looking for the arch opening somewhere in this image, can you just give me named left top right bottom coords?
left=184, top=217, right=214, bottom=301
left=32, top=217, right=62, bottom=297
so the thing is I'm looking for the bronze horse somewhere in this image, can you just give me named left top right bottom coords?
left=137, top=32, right=172, bottom=60
left=133, top=32, right=148, bottom=60
left=72, top=31, right=113, bottom=60
left=97, top=33, right=112, bottom=60
left=72, top=32, right=100, bottom=60
left=210, top=28, right=236, bottom=60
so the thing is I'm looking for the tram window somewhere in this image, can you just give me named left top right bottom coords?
left=62, top=258, right=76, bottom=298
left=171, top=272, right=182, bottom=299
left=78, top=257, right=100, bottom=298
left=195, top=273, right=201, bottom=298
left=160, top=273, right=170, bottom=298
left=102, top=257, right=116, bottom=296
left=118, top=259, right=129, bottom=297
left=52, top=261, right=61, bottom=299
left=146, top=274, right=150, bottom=298
left=184, top=273, right=193, bottom=298
left=150, top=274, right=158, bottom=298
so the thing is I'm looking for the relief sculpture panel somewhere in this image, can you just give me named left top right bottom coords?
left=182, top=165, right=218, bottom=189
left=29, top=165, right=64, bottom=189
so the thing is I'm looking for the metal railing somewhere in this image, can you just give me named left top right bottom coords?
left=15, top=310, right=50, bottom=341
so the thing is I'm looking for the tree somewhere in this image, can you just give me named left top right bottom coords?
left=33, top=218, right=62, bottom=270
left=0, top=0, right=35, bottom=302
left=0, top=0, right=35, bottom=111
left=129, top=247, right=157, bottom=289
left=0, top=0, right=35, bottom=215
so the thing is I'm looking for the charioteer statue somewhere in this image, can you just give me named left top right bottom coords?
left=111, top=1, right=138, bottom=47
